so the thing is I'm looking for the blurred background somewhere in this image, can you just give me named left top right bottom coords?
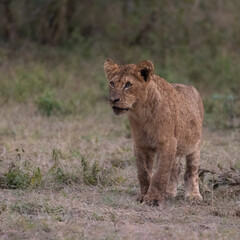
left=0, top=0, right=240, bottom=128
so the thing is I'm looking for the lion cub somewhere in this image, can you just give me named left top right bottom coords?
left=104, top=59, right=204, bottom=206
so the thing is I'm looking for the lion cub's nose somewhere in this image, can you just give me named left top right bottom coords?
left=109, top=98, right=120, bottom=104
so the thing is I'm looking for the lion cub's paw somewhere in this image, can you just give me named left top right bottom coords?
left=143, top=194, right=162, bottom=206
left=185, top=193, right=203, bottom=204
left=136, top=194, right=144, bottom=203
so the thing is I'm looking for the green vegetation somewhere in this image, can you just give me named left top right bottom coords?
left=0, top=165, right=43, bottom=189
left=204, top=94, right=240, bottom=129
left=1, top=167, right=31, bottom=189
left=0, top=46, right=239, bottom=128
left=37, top=90, right=66, bottom=117
left=0, top=0, right=240, bottom=128
left=81, top=157, right=100, bottom=185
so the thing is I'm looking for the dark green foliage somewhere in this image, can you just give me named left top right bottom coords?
left=204, top=94, right=240, bottom=128
left=0, top=165, right=43, bottom=189
left=49, top=149, right=78, bottom=184
left=81, top=157, right=100, bottom=185
left=36, top=90, right=65, bottom=117
left=52, top=167, right=71, bottom=184
left=2, top=168, right=30, bottom=189
left=1, top=1, right=240, bottom=63
left=49, top=164, right=78, bottom=185
left=0, top=64, right=47, bottom=102
left=0, top=0, right=240, bottom=128
left=52, top=149, right=65, bottom=161
left=30, top=167, right=43, bottom=187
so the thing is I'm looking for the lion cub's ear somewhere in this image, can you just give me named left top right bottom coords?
left=136, top=60, right=154, bottom=82
left=104, top=59, right=119, bottom=79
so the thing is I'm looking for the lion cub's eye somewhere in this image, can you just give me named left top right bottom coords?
left=109, top=81, right=115, bottom=88
left=124, top=81, right=132, bottom=89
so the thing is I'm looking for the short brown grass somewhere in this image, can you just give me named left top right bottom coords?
left=0, top=102, right=240, bottom=240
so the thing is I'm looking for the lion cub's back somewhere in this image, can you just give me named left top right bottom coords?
left=171, top=83, right=204, bottom=156
left=172, top=83, right=204, bottom=122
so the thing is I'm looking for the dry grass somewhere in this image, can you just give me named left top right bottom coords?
left=0, top=103, right=240, bottom=240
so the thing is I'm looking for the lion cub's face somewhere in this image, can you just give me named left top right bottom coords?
left=104, top=59, right=154, bottom=115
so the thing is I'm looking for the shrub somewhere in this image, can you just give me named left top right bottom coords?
left=81, top=157, right=100, bottom=185
left=0, top=165, right=43, bottom=189
left=36, top=90, right=64, bottom=116
left=49, top=149, right=78, bottom=185
left=30, top=167, right=43, bottom=187
left=204, top=94, right=240, bottom=128
left=1, top=167, right=30, bottom=189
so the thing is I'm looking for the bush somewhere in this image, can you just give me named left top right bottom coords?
left=81, top=157, right=100, bottom=185
left=49, top=149, right=78, bottom=185
left=2, top=168, right=31, bottom=189
left=36, top=90, right=66, bottom=116
left=204, top=94, right=240, bottom=129
left=0, top=64, right=47, bottom=102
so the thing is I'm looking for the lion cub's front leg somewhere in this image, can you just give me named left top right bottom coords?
left=143, top=141, right=177, bottom=206
left=135, top=146, right=155, bottom=203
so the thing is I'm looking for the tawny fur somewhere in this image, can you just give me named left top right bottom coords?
left=104, top=59, right=204, bottom=206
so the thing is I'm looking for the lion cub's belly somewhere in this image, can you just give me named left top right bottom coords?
left=176, top=123, right=202, bottom=157
left=176, top=140, right=200, bottom=157
left=131, top=119, right=201, bottom=158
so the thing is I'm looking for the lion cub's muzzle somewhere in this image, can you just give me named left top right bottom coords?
left=112, top=106, right=129, bottom=115
left=109, top=97, right=130, bottom=115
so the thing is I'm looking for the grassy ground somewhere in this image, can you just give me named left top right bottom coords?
left=0, top=102, right=240, bottom=240
left=0, top=46, right=239, bottom=239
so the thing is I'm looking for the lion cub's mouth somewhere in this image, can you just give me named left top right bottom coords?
left=112, top=106, right=129, bottom=115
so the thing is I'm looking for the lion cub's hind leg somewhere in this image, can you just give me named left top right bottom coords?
left=184, top=150, right=203, bottom=201
left=166, top=157, right=181, bottom=198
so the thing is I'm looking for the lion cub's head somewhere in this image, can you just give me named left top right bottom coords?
left=104, top=59, right=154, bottom=115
